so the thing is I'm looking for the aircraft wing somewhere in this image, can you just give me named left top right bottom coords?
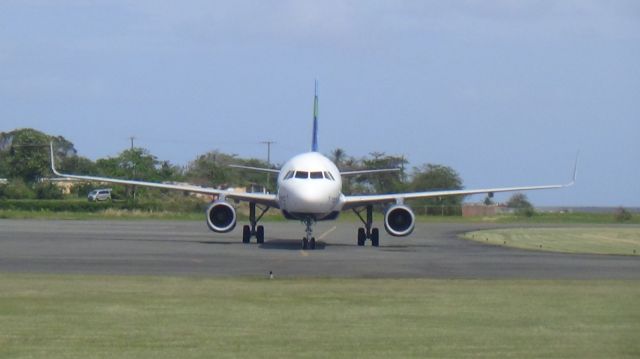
left=343, top=153, right=579, bottom=210
left=342, top=183, right=571, bottom=210
left=50, top=144, right=279, bottom=208
left=340, top=168, right=400, bottom=176
left=228, top=164, right=280, bottom=174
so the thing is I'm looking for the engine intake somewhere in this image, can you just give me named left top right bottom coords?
left=206, top=201, right=237, bottom=233
left=384, top=204, right=415, bottom=237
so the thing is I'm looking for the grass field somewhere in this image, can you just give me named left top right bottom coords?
left=464, top=227, right=640, bottom=255
left=0, top=275, right=639, bottom=358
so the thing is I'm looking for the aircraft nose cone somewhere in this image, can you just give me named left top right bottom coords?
left=284, top=184, right=334, bottom=213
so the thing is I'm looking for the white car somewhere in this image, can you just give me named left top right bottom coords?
left=87, top=189, right=111, bottom=202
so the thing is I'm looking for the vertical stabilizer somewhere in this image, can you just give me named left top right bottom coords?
left=311, top=80, right=319, bottom=152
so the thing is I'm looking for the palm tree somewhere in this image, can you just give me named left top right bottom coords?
left=331, top=148, right=346, bottom=169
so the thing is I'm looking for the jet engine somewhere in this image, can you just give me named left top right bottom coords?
left=205, top=201, right=237, bottom=233
left=384, top=204, right=415, bottom=237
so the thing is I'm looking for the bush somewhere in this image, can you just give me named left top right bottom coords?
left=34, top=182, right=65, bottom=200
left=0, top=180, right=36, bottom=199
left=516, top=206, right=536, bottom=218
left=0, top=198, right=207, bottom=213
left=507, top=193, right=535, bottom=217
left=614, top=207, right=632, bottom=222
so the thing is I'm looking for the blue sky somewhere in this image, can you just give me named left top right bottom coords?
left=1, top=1, right=638, bottom=206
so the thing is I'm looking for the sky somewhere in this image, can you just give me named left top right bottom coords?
left=1, top=1, right=638, bottom=206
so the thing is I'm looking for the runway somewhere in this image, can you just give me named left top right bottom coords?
left=0, top=219, right=638, bottom=279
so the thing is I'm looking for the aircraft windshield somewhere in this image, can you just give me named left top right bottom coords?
left=295, top=171, right=309, bottom=179
left=310, top=171, right=323, bottom=179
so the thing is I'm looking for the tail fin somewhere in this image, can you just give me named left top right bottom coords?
left=311, top=80, right=319, bottom=152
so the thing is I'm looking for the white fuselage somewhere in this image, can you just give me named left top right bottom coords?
left=276, top=152, right=343, bottom=219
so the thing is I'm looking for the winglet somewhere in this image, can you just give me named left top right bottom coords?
left=568, top=150, right=579, bottom=186
left=311, top=79, right=319, bottom=152
left=50, top=142, right=62, bottom=176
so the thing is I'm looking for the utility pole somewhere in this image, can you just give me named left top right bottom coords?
left=128, top=136, right=136, bottom=201
left=260, top=140, right=276, bottom=192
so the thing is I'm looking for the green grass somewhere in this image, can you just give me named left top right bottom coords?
left=464, top=227, right=640, bottom=255
left=0, top=274, right=639, bottom=358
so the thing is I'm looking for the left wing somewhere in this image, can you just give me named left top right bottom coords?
left=342, top=183, right=570, bottom=210
left=342, top=156, right=578, bottom=210
left=50, top=144, right=279, bottom=208
left=340, top=168, right=400, bottom=176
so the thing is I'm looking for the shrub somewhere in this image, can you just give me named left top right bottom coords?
left=614, top=207, right=632, bottom=222
left=34, top=182, right=65, bottom=200
left=0, top=180, right=36, bottom=199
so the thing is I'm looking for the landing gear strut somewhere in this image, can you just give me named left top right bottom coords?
left=352, top=205, right=380, bottom=247
left=242, top=202, right=270, bottom=244
left=301, top=217, right=316, bottom=250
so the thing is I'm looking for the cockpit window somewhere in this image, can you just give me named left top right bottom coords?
left=294, top=171, right=309, bottom=179
left=324, top=171, right=335, bottom=181
left=310, top=171, right=323, bottom=179
left=284, top=171, right=294, bottom=180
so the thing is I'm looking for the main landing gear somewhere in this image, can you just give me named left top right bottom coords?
left=242, top=202, right=270, bottom=244
left=301, top=217, right=316, bottom=250
left=352, top=205, right=380, bottom=247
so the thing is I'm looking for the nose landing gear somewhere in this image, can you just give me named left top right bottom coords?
left=301, top=217, right=316, bottom=250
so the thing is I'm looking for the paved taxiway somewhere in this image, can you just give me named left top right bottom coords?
left=0, top=219, right=638, bottom=279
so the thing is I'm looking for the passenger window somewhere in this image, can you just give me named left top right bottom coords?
left=295, top=171, right=309, bottom=179
left=310, top=171, right=323, bottom=179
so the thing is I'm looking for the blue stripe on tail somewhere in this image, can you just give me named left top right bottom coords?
left=312, top=80, right=319, bottom=152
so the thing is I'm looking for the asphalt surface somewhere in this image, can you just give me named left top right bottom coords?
left=0, top=219, right=638, bottom=279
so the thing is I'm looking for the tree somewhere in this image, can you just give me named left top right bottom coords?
left=0, top=128, right=77, bottom=183
left=506, top=193, right=535, bottom=217
left=408, top=164, right=464, bottom=215
left=184, top=151, right=266, bottom=188
left=330, top=148, right=347, bottom=168
left=356, top=153, right=407, bottom=194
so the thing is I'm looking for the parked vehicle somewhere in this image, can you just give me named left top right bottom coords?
left=87, top=189, right=111, bottom=201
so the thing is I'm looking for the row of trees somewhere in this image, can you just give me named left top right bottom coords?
left=1, top=129, right=466, bottom=211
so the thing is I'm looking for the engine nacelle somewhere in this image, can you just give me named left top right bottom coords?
left=205, top=201, right=237, bottom=233
left=384, top=204, right=415, bottom=237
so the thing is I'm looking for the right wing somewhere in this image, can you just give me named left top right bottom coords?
left=50, top=144, right=279, bottom=208
left=228, top=164, right=280, bottom=174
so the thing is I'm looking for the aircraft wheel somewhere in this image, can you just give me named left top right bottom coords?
left=310, top=237, right=316, bottom=250
left=371, top=228, right=380, bottom=247
left=302, top=237, right=309, bottom=250
left=242, top=225, right=251, bottom=243
left=256, top=225, right=265, bottom=244
left=357, top=228, right=366, bottom=246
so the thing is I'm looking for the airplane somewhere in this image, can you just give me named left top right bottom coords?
left=50, top=82, right=577, bottom=250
